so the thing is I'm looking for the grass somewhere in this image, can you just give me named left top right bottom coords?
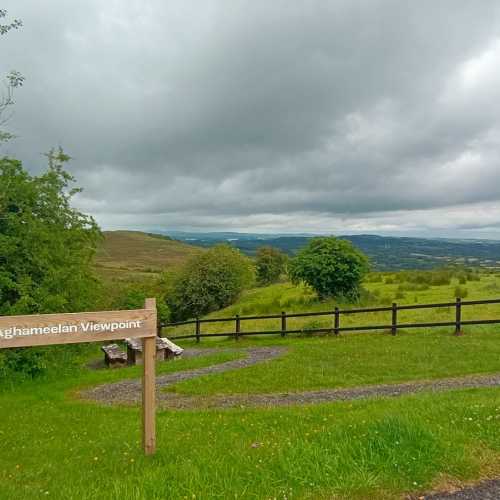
left=2, top=369, right=500, bottom=499
left=3, top=268, right=500, bottom=498
left=168, top=327, right=500, bottom=396
left=94, top=231, right=203, bottom=285
left=164, top=271, right=500, bottom=338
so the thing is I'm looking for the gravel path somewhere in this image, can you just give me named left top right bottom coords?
left=80, top=346, right=500, bottom=410
left=80, top=346, right=286, bottom=405
left=81, top=348, right=500, bottom=498
left=424, top=479, right=500, bottom=499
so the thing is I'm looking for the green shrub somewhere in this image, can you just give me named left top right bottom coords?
left=288, top=237, right=369, bottom=300
left=454, top=286, right=468, bottom=299
left=0, top=151, right=102, bottom=378
left=169, top=245, right=255, bottom=320
left=112, top=281, right=171, bottom=324
left=255, top=246, right=288, bottom=285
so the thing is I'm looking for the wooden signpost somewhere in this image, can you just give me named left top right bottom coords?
left=0, top=298, right=158, bottom=455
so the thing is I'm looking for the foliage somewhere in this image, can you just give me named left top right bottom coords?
left=288, top=237, right=370, bottom=299
left=255, top=246, right=288, bottom=286
left=0, top=151, right=102, bottom=376
left=169, top=245, right=255, bottom=320
left=0, top=8, right=24, bottom=143
left=111, top=280, right=171, bottom=324
left=454, top=285, right=468, bottom=299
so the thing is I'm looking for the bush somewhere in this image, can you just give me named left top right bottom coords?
left=288, top=237, right=370, bottom=300
left=255, top=246, right=288, bottom=286
left=454, top=286, right=468, bottom=299
left=111, top=281, right=171, bottom=325
left=0, top=152, right=102, bottom=378
left=169, top=245, right=255, bottom=320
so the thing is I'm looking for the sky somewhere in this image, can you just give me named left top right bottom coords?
left=2, top=1, right=500, bottom=238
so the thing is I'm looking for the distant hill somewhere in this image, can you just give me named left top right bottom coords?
left=94, top=231, right=203, bottom=283
left=164, top=231, right=500, bottom=271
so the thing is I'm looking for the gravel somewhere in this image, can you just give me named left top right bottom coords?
left=80, top=346, right=500, bottom=410
left=80, top=347, right=500, bottom=499
left=424, top=479, right=500, bottom=499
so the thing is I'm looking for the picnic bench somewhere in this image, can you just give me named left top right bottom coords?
left=101, top=343, right=127, bottom=368
left=125, top=336, right=184, bottom=365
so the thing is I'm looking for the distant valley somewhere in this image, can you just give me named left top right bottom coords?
left=163, top=231, right=500, bottom=271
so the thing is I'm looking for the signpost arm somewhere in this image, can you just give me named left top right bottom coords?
left=142, top=298, right=157, bottom=455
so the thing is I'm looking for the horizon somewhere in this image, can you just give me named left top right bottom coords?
left=3, top=2, right=500, bottom=238
left=106, top=227, right=500, bottom=243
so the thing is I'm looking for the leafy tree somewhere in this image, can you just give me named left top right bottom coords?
left=288, top=237, right=369, bottom=300
left=169, top=245, right=255, bottom=320
left=255, top=246, right=288, bottom=285
left=0, top=8, right=24, bottom=143
left=0, top=150, right=102, bottom=376
left=112, top=280, right=171, bottom=325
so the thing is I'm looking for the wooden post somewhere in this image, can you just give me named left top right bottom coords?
left=391, top=303, right=397, bottom=336
left=455, top=297, right=462, bottom=336
left=195, top=318, right=201, bottom=343
left=281, top=311, right=287, bottom=337
left=142, top=298, right=156, bottom=456
left=334, top=307, right=340, bottom=336
left=235, top=314, right=241, bottom=340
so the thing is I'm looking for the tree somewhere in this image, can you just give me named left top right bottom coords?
left=255, top=246, right=288, bottom=285
left=0, top=151, right=102, bottom=376
left=0, top=9, right=24, bottom=143
left=112, top=280, right=171, bottom=325
left=288, top=237, right=369, bottom=300
left=169, top=245, right=255, bottom=320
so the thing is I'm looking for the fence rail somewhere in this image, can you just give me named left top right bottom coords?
left=160, top=297, right=500, bottom=343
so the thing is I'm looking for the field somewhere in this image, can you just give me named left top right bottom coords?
left=3, top=270, right=500, bottom=499
left=94, top=231, right=203, bottom=284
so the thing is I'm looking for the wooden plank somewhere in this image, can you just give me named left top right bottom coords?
left=142, top=298, right=157, bottom=456
left=0, top=308, right=156, bottom=349
left=455, top=297, right=463, bottom=336
left=391, top=303, right=398, bottom=335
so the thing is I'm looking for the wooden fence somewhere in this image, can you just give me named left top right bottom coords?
left=161, top=297, right=500, bottom=343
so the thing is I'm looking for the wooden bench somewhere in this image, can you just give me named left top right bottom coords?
left=101, top=343, right=127, bottom=368
left=125, top=337, right=184, bottom=365
left=157, top=336, right=184, bottom=360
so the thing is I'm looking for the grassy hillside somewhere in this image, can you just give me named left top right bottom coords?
left=94, top=231, right=203, bottom=284
left=165, top=269, right=500, bottom=338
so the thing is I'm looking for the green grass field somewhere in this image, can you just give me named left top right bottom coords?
left=3, top=270, right=500, bottom=499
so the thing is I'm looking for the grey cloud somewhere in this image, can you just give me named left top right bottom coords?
left=2, top=1, right=500, bottom=235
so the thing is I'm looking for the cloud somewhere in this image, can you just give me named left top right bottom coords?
left=2, top=1, right=500, bottom=236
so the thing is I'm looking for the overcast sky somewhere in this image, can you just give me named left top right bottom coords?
left=2, top=1, right=500, bottom=238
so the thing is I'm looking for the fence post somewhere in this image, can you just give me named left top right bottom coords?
left=235, top=314, right=241, bottom=340
left=391, top=303, right=398, bottom=336
left=195, top=317, right=201, bottom=343
left=281, top=311, right=287, bottom=337
left=334, top=307, right=340, bottom=336
left=455, top=297, right=462, bottom=336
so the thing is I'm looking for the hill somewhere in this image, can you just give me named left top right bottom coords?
left=166, top=231, right=500, bottom=270
left=94, top=231, right=204, bottom=283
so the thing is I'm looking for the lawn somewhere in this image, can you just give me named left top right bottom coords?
left=2, top=328, right=500, bottom=499
left=3, top=269, right=500, bottom=499
left=167, top=327, right=500, bottom=396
